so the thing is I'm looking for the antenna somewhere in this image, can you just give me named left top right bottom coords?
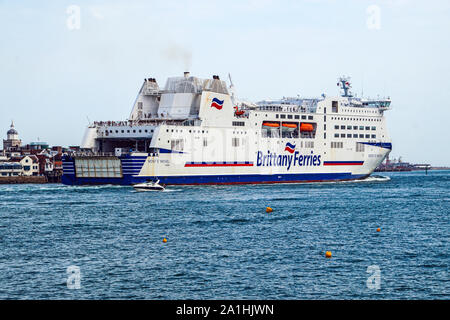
left=361, top=74, right=364, bottom=98
left=86, top=115, right=91, bottom=125
left=228, top=73, right=236, bottom=104
left=228, top=73, right=234, bottom=88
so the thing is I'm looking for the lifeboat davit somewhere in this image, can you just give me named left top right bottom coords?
left=300, top=123, right=314, bottom=132
left=262, top=122, right=280, bottom=128
left=282, top=123, right=297, bottom=131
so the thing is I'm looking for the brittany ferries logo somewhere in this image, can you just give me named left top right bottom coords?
left=284, top=142, right=296, bottom=153
left=210, top=97, right=224, bottom=110
left=257, top=142, right=322, bottom=171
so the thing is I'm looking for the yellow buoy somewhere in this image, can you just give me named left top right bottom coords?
left=163, top=238, right=167, bottom=243
left=266, top=207, right=273, bottom=213
left=325, top=251, right=332, bottom=258
left=377, top=228, right=381, bottom=232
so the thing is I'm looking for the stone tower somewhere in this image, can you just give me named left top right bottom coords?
left=3, top=121, right=22, bottom=150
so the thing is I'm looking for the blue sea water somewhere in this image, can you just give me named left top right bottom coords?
left=0, top=170, right=448, bottom=299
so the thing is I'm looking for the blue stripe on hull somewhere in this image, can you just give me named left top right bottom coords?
left=360, top=142, right=392, bottom=150
left=61, top=172, right=368, bottom=186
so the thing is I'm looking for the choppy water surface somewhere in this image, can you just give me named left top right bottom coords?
left=0, top=171, right=448, bottom=299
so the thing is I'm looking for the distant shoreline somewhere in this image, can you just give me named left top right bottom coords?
left=0, top=176, right=47, bottom=184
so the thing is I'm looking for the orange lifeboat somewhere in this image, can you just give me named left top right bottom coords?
left=300, top=123, right=314, bottom=132
left=282, top=123, right=297, bottom=129
left=262, top=122, right=280, bottom=128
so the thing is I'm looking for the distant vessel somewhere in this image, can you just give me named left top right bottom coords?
left=375, top=156, right=431, bottom=172
left=133, top=180, right=165, bottom=191
left=62, top=73, right=392, bottom=185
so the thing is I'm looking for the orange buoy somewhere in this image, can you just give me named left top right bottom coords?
left=377, top=228, right=381, bottom=232
left=163, top=238, right=167, bottom=243
left=266, top=207, right=273, bottom=213
left=325, top=251, right=332, bottom=258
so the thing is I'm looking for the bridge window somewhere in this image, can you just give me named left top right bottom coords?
left=332, top=101, right=338, bottom=113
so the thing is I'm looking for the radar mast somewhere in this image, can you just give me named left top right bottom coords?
left=337, top=76, right=353, bottom=97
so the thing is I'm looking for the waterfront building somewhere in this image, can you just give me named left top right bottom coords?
left=0, top=162, right=22, bottom=177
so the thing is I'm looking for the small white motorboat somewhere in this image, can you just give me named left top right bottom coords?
left=133, top=179, right=165, bottom=191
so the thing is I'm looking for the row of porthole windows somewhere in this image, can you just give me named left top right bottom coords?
left=334, top=133, right=376, bottom=139
left=332, top=116, right=381, bottom=122
left=166, top=129, right=210, bottom=134
left=256, top=113, right=313, bottom=120
left=341, top=108, right=379, bottom=114
left=335, top=125, right=376, bottom=130
left=109, top=129, right=154, bottom=134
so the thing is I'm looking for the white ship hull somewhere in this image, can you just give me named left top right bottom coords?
left=62, top=74, right=392, bottom=185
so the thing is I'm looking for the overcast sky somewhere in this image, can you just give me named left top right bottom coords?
left=0, top=0, right=449, bottom=165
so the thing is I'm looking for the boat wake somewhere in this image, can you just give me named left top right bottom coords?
left=344, top=175, right=391, bottom=183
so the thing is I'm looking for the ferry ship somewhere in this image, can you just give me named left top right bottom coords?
left=62, top=72, right=392, bottom=185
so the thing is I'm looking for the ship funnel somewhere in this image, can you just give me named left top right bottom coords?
left=184, top=71, right=190, bottom=78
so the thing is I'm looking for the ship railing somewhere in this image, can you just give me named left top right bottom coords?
left=68, top=151, right=129, bottom=157
left=93, top=118, right=199, bottom=128
left=255, top=105, right=317, bottom=113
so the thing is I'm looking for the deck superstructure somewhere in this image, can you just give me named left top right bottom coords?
left=62, top=73, right=392, bottom=185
